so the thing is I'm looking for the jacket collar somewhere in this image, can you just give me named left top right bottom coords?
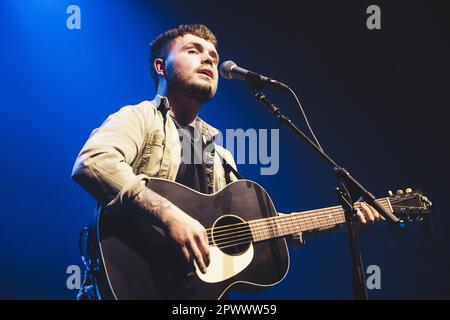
left=152, top=95, right=220, bottom=143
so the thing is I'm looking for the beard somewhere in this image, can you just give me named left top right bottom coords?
left=165, top=68, right=217, bottom=104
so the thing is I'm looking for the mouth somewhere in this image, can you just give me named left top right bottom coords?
left=197, top=68, right=214, bottom=79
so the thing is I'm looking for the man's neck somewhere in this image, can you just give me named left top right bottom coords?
left=157, top=89, right=201, bottom=127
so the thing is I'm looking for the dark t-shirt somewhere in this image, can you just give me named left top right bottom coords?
left=174, top=122, right=210, bottom=194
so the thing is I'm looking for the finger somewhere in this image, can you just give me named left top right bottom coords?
left=189, top=240, right=207, bottom=274
left=361, top=202, right=375, bottom=222
left=181, top=245, right=191, bottom=263
left=368, top=204, right=382, bottom=221
left=203, top=230, right=211, bottom=267
left=371, top=205, right=386, bottom=221
left=195, top=231, right=211, bottom=268
left=356, top=208, right=367, bottom=224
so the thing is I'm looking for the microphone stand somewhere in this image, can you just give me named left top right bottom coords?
left=245, top=76, right=404, bottom=300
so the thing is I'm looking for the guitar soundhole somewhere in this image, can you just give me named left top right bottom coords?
left=212, top=215, right=251, bottom=255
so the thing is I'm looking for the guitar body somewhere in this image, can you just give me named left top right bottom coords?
left=94, top=178, right=290, bottom=300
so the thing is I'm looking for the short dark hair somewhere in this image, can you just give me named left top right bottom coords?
left=149, top=24, right=218, bottom=89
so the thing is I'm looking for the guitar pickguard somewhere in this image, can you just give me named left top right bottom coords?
left=195, top=244, right=254, bottom=283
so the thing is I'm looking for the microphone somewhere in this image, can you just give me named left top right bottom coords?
left=219, top=60, right=288, bottom=90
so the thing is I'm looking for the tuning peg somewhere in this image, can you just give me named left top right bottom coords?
left=388, top=190, right=393, bottom=196
left=420, top=195, right=432, bottom=207
left=396, top=189, right=404, bottom=195
left=405, top=188, right=412, bottom=193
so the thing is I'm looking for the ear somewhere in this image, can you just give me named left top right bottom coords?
left=154, top=58, right=165, bottom=77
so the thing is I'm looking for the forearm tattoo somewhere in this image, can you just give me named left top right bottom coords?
left=133, top=187, right=173, bottom=220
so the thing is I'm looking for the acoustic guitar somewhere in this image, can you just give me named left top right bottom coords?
left=92, top=178, right=431, bottom=299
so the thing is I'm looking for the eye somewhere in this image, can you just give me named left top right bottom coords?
left=188, top=49, right=198, bottom=54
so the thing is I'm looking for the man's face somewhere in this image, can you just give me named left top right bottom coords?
left=163, top=34, right=219, bottom=103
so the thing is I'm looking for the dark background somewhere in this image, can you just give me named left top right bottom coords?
left=0, top=0, right=449, bottom=299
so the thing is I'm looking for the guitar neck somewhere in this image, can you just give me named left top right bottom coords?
left=249, top=197, right=393, bottom=242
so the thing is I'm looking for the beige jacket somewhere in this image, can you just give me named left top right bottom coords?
left=71, top=95, right=239, bottom=210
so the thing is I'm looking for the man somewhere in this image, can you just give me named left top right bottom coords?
left=72, top=24, right=383, bottom=296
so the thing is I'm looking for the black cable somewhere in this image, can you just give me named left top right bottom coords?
left=285, top=85, right=324, bottom=152
left=78, top=227, right=89, bottom=266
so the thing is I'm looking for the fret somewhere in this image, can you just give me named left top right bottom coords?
left=319, top=209, right=329, bottom=228
left=269, top=218, right=277, bottom=239
left=317, top=209, right=325, bottom=229
left=249, top=220, right=256, bottom=241
left=251, top=220, right=262, bottom=242
left=311, top=210, right=320, bottom=229
left=257, top=219, right=263, bottom=242
left=295, top=215, right=305, bottom=233
left=248, top=197, right=393, bottom=243
left=266, top=218, right=273, bottom=240
left=289, top=216, right=296, bottom=236
left=259, top=219, right=266, bottom=241
left=263, top=219, right=270, bottom=241
left=277, top=217, right=285, bottom=237
left=283, top=217, right=290, bottom=236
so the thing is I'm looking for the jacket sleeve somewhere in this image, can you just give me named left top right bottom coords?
left=71, top=104, right=154, bottom=210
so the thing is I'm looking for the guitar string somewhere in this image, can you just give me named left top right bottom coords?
left=208, top=209, right=344, bottom=244
left=207, top=214, right=340, bottom=247
left=205, top=199, right=392, bottom=248
left=207, top=207, right=345, bottom=239
left=212, top=200, right=419, bottom=250
left=207, top=207, right=343, bottom=236
left=207, top=210, right=346, bottom=248
left=206, top=199, right=391, bottom=246
left=210, top=206, right=378, bottom=250
left=390, top=205, right=425, bottom=209
left=205, top=198, right=390, bottom=239
left=203, top=198, right=390, bottom=234
left=209, top=236, right=269, bottom=250
left=207, top=198, right=417, bottom=249
left=208, top=212, right=345, bottom=248
left=209, top=217, right=340, bottom=248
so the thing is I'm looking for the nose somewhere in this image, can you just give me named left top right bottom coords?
left=202, top=54, right=213, bottom=66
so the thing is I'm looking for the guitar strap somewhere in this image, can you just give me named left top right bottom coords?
left=215, top=149, right=244, bottom=182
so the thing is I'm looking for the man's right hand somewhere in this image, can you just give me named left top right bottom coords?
left=160, top=204, right=210, bottom=274
left=131, top=187, right=210, bottom=274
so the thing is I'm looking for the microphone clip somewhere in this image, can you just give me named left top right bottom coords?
left=246, top=71, right=288, bottom=91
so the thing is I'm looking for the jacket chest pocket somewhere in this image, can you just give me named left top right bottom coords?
left=137, top=132, right=165, bottom=177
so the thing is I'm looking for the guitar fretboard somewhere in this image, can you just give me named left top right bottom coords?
left=249, top=198, right=392, bottom=242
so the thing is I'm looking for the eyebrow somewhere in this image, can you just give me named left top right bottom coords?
left=184, top=41, right=219, bottom=62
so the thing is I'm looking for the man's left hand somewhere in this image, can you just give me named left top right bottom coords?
left=354, top=201, right=386, bottom=224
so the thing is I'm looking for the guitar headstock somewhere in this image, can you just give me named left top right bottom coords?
left=387, top=188, right=432, bottom=222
